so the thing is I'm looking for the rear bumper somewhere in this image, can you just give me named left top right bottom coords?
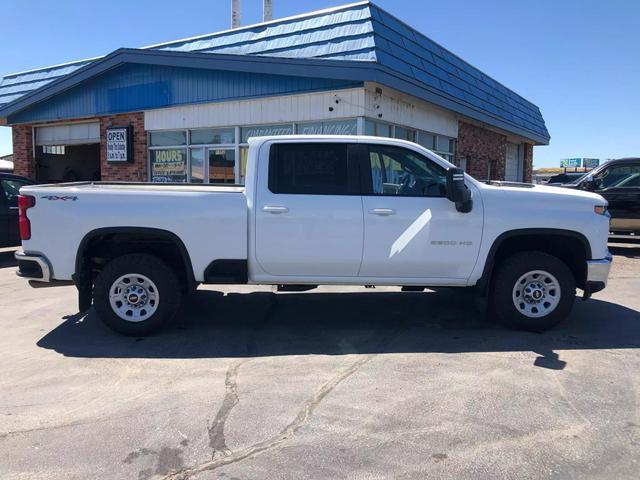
left=15, top=250, right=51, bottom=282
left=585, top=252, right=613, bottom=295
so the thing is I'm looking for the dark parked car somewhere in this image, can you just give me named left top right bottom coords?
left=0, top=173, right=35, bottom=247
left=561, top=158, right=640, bottom=234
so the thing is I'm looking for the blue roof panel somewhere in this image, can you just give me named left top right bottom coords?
left=0, top=0, right=548, bottom=142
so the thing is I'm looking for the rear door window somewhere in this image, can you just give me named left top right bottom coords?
left=268, top=143, right=359, bottom=195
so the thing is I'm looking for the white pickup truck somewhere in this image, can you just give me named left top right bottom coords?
left=16, top=135, right=612, bottom=335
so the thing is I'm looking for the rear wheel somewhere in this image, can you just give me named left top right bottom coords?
left=491, top=251, right=576, bottom=332
left=93, top=254, right=181, bottom=335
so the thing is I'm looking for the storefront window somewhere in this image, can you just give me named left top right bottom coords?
left=209, top=149, right=236, bottom=183
left=365, top=119, right=392, bottom=137
left=150, top=148, right=188, bottom=182
left=239, top=146, right=249, bottom=184
left=190, top=128, right=235, bottom=145
left=241, top=124, right=293, bottom=143
left=296, top=119, right=357, bottom=135
left=394, top=126, right=416, bottom=142
left=417, top=131, right=436, bottom=149
left=149, top=131, right=187, bottom=147
left=437, top=136, right=454, bottom=153
left=189, top=148, right=205, bottom=183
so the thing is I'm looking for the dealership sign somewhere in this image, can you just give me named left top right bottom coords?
left=106, top=126, right=133, bottom=163
left=560, top=158, right=581, bottom=168
left=582, top=158, right=600, bottom=168
left=560, top=157, right=600, bottom=168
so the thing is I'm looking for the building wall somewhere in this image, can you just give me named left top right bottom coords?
left=12, top=125, right=34, bottom=178
left=455, top=121, right=507, bottom=181
left=363, top=83, right=458, bottom=138
left=11, top=98, right=533, bottom=184
left=145, top=88, right=366, bottom=130
left=11, top=112, right=146, bottom=181
left=99, top=112, right=147, bottom=181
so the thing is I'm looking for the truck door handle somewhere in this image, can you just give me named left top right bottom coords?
left=369, top=208, right=396, bottom=216
left=262, top=205, right=289, bottom=214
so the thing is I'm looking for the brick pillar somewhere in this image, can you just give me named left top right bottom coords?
left=455, top=121, right=507, bottom=181
left=523, top=143, right=534, bottom=183
left=12, top=125, right=35, bottom=179
left=99, top=112, right=147, bottom=181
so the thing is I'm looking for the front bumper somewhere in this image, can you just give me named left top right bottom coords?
left=15, top=250, right=51, bottom=282
left=584, top=252, right=613, bottom=296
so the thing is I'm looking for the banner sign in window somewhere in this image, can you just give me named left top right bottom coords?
left=150, top=149, right=187, bottom=183
left=106, top=126, right=132, bottom=163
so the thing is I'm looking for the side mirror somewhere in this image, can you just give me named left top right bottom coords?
left=446, top=168, right=473, bottom=213
left=581, top=175, right=597, bottom=191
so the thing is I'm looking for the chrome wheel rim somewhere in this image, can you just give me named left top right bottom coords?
left=512, top=270, right=561, bottom=318
left=109, top=273, right=159, bottom=322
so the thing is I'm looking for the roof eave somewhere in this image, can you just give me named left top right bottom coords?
left=0, top=47, right=549, bottom=144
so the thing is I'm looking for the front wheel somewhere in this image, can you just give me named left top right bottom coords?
left=93, top=254, right=181, bottom=335
left=491, top=251, right=576, bottom=332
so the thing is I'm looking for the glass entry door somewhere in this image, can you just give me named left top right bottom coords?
left=189, top=148, right=236, bottom=183
left=208, top=149, right=236, bottom=184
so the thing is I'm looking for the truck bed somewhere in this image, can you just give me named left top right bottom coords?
left=19, top=181, right=249, bottom=282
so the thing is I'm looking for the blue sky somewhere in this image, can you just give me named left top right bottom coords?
left=0, top=0, right=638, bottom=167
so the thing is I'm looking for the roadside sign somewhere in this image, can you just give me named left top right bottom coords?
left=560, top=158, right=581, bottom=168
left=582, top=158, right=600, bottom=168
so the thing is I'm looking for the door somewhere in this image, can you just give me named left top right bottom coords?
left=593, top=163, right=640, bottom=232
left=0, top=177, right=33, bottom=246
left=359, top=144, right=483, bottom=280
left=505, top=142, right=523, bottom=182
left=188, top=148, right=236, bottom=183
left=255, top=142, right=363, bottom=277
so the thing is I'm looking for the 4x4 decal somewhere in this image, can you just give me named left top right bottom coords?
left=41, top=195, right=78, bottom=201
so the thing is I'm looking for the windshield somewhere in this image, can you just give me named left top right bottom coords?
left=568, top=172, right=590, bottom=184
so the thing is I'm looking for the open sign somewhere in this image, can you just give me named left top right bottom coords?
left=106, top=126, right=133, bottom=163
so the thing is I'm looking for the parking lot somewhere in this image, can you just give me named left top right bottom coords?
left=1, top=243, right=639, bottom=480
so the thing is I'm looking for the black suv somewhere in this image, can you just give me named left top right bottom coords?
left=0, top=173, right=35, bottom=247
left=562, top=158, right=640, bottom=234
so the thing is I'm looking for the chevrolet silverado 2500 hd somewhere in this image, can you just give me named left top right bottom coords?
left=15, top=135, right=612, bottom=335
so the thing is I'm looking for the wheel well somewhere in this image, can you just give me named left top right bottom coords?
left=483, top=232, right=589, bottom=292
left=76, top=228, right=195, bottom=292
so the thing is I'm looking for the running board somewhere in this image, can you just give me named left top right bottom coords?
left=277, top=284, right=318, bottom=292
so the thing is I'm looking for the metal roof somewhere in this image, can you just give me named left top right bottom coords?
left=0, top=1, right=549, bottom=143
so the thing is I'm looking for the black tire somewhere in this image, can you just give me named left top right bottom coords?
left=93, top=254, right=181, bottom=336
left=491, top=251, right=576, bottom=332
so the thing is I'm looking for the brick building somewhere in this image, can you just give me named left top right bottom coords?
left=0, top=1, right=548, bottom=185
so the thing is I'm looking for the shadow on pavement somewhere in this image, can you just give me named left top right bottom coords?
left=609, top=244, right=640, bottom=259
left=37, top=288, right=640, bottom=367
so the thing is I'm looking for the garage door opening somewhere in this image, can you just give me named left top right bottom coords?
left=35, top=143, right=100, bottom=183
left=34, top=122, right=101, bottom=183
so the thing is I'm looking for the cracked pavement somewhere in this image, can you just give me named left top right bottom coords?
left=1, top=242, right=639, bottom=479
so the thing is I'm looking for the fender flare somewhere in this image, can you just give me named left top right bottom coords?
left=74, top=226, right=196, bottom=293
left=476, top=228, right=592, bottom=294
